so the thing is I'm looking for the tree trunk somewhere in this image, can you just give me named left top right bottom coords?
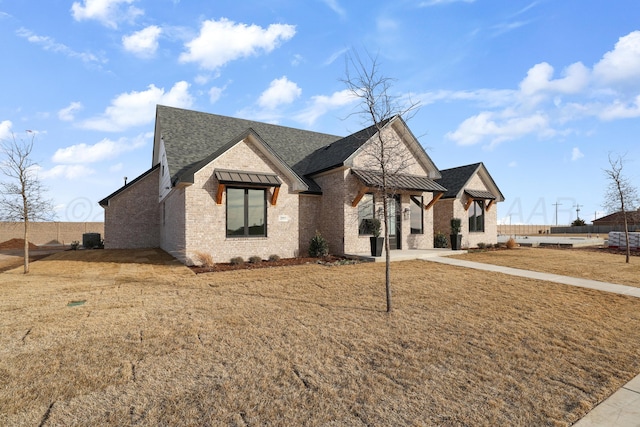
left=623, top=211, right=630, bottom=264
left=23, top=217, right=29, bottom=274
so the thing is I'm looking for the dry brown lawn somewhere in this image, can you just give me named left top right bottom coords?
left=1, top=249, right=640, bottom=426
left=454, top=247, right=640, bottom=287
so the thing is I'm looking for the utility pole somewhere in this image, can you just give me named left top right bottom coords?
left=573, top=203, right=583, bottom=220
left=552, top=202, right=562, bottom=225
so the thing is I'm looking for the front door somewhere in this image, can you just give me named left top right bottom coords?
left=386, top=196, right=401, bottom=250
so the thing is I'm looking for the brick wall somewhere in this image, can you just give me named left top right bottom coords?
left=0, top=222, right=104, bottom=246
left=181, top=139, right=301, bottom=264
left=160, top=186, right=186, bottom=261
left=103, top=168, right=160, bottom=249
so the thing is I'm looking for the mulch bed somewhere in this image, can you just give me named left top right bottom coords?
left=190, top=255, right=360, bottom=274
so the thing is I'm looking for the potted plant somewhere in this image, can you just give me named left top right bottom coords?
left=450, top=217, right=462, bottom=250
left=369, top=218, right=384, bottom=257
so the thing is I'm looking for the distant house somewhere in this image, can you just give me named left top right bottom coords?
left=433, top=163, right=505, bottom=248
left=99, top=105, right=503, bottom=264
left=593, top=209, right=640, bottom=231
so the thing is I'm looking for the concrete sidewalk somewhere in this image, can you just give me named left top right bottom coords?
left=423, top=255, right=640, bottom=426
left=425, top=256, right=640, bottom=298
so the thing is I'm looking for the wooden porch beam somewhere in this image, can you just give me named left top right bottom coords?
left=215, top=183, right=225, bottom=204
left=424, top=192, right=444, bottom=210
left=352, top=187, right=369, bottom=207
left=271, top=186, right=280, bottom=206
left=464, top=198, right=474, bottom=211
left=486, top=199, right=495, bottom=211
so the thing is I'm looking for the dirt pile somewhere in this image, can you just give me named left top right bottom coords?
left=0, top=238, right=38, bottom=250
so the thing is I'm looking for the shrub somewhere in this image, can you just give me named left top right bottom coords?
left=434, top=232, right=449, bottom=248
left=309, top=231, right=329, bottom=257
left=194, top=251, right=215, bottom=267
left=268, top=254, right=281, bottom=262
left=506, top=237, right=517, bottom=249
left=572, top=218, right=586, bottom=226
left=230, top=256, right=244, bottom=265
left=249, top=255, right=262, bottom=264
left=70, top=241, right=80, bottom=250
left=477, top=242, right=486, bottom=249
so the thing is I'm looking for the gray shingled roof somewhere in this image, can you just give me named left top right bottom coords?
left=436, top=163, right=483, bottom=199
left=157, top=105, right=341, bottom=189
left=351, top=168, right=446, bottom=193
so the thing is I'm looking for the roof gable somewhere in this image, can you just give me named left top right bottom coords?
left=437, top=162, right=505, bottom=201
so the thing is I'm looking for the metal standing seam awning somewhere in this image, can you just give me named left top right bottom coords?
left=464, top=189, right=497, bottom=211
left=350, top=168, right=447, bottom=210
left=214, top=169, right=282, bottom=205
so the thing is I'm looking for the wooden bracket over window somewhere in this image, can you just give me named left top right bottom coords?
left=486, top=199, right=494, bottom=211
left=271, top=186, right=280, bottom=206
left=424, top=192, right=443, bottom=210
left=352, top=187, right=370, bottom=207
left=215, top=183, right=225, bottom=204
left=464, top=198, right=474, bottom=211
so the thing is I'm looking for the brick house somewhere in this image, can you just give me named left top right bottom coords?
left=99, top=105, right=501, bottom=263
left=433, top=163, right=505, bottom=249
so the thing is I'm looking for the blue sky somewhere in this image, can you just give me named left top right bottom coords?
left=1, top=0, right=639, bottom=225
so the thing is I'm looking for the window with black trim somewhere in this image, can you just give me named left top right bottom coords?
left=358, top=193, right=375, bottom=235
left=468, top=200, right=485, bottom=232
left=226, top=188, right=267, bottom=237
left=410, top=195, right=423, bottom=234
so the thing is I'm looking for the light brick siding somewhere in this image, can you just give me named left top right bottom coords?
left=0, top=222, right=104, bottom=246
left=103, top=168, right=160, bottom=249
left=181, top=139, right=300, bottom=264
left=160, top=186, right=186, bottom=261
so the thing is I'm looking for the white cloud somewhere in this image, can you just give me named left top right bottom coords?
left=442, top=30, right=640, bottom=147
left=123, top=25, right=161, bottom=58
left=323, top=47, right=349, bottom=66
left=52, top=133, right=149, bottom=164
left=58, top=102, right=83, bottom=121
left=179, top=18, right=296, bottom=70
left=208, top=86, right=224, bottom=104
left=508, top=161, right=518, bottom=168
left=571, top=147, right=584, bottom=161
left=321, top=0, right=346, bottom=18
left=37, top=164, right=96, bottom=180
left=0, top=120, right=12, bottom=140
left=257, top=77, right=301, bottom=110
left=16, top=28, right=104, bottom=64
left=446, top=111, right=550, bottom=147
left=71, top=0, right=143, bottom=29
left=519, top=62, right=589, bottom=96
left=593, top=31, right=640, bottom=87
left=80, top=81, right=193, bottom=131
left=294, top=89, right=358, bottom=125
left=599, top=95, right=640, bottom=121
left=109, top=162, right=124, bottom=172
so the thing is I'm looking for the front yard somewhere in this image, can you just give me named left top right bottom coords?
left=1, top=249, right=639, bottom=425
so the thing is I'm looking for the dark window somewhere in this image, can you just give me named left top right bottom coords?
left=226, top=188, right=266, bottom=237
left=358, top=193, right=375, bottom=235
left=468, top=200, right=485, bottom=232
left=410, top=195, right=423, bottom=234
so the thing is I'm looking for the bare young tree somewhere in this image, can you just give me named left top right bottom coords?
left=603, top=153, right=639, bottom=263
left=342, top=51, right=419, bottom=312
left=0, top=132, right=54, bottom=273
